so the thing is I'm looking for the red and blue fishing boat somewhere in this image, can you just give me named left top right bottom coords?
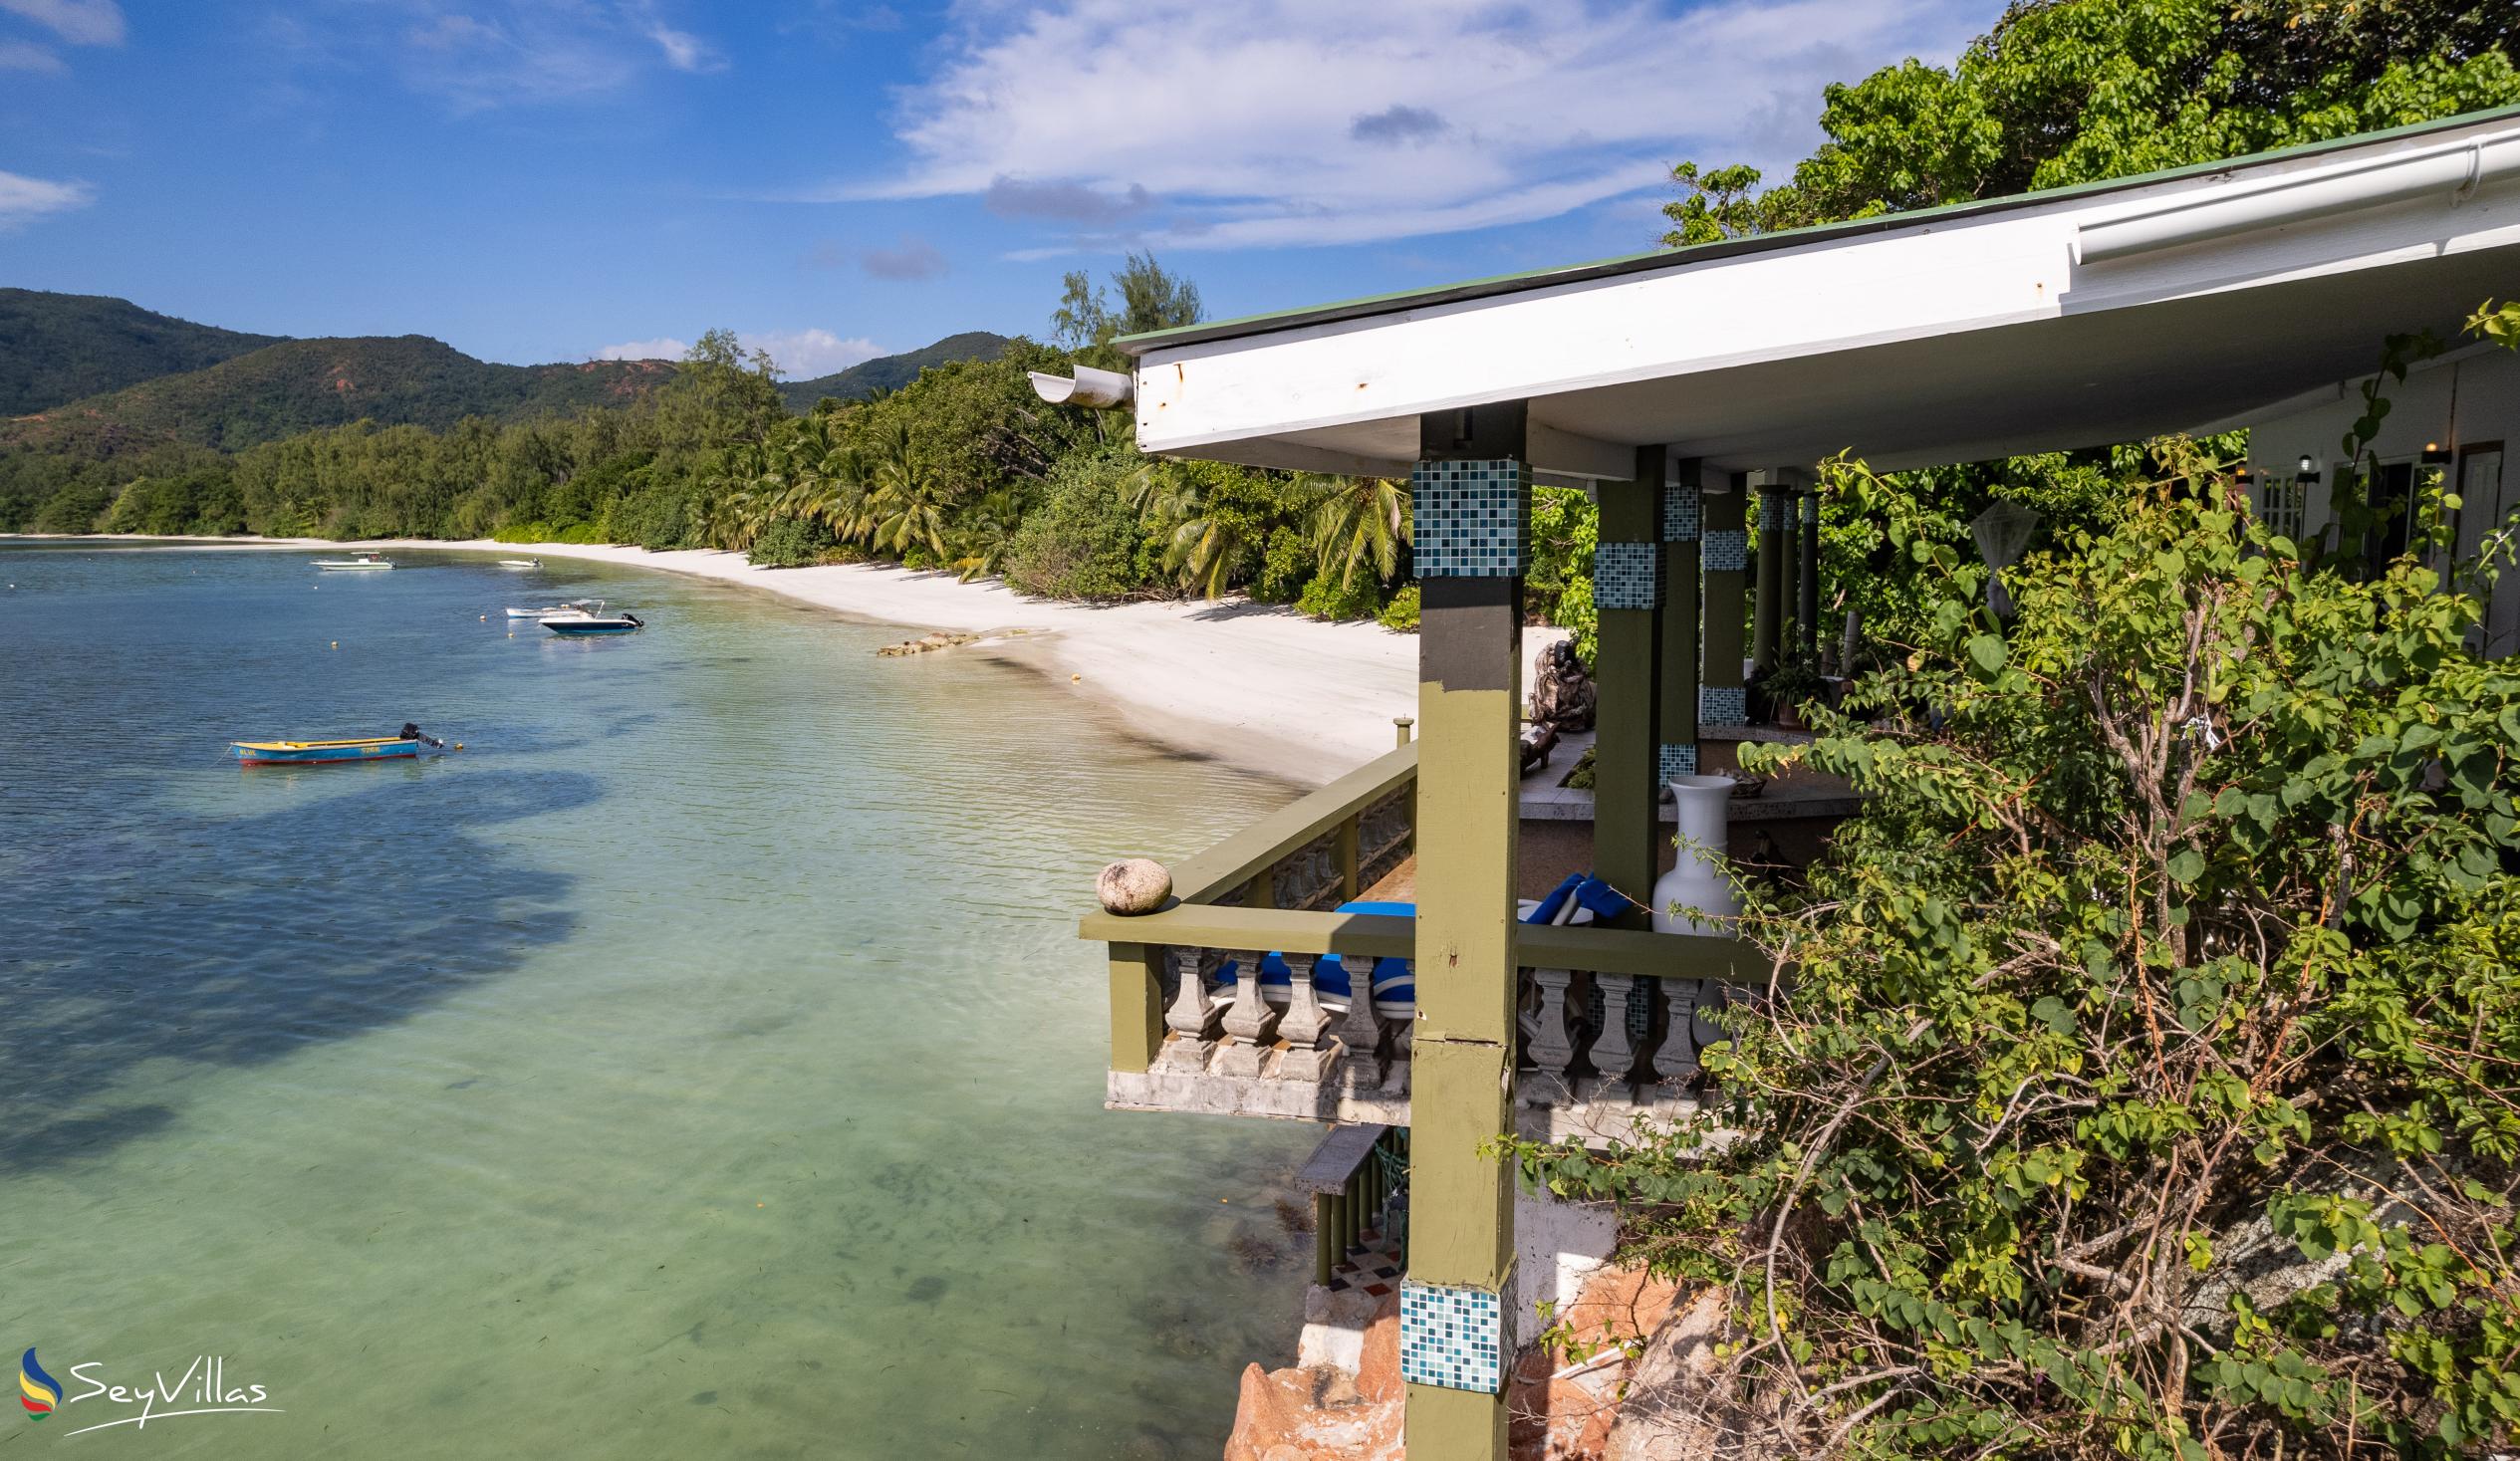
left=230, top=724, right=450, bottom=767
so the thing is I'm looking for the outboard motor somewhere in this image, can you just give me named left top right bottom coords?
left=399, top=722, right=446, bottom=750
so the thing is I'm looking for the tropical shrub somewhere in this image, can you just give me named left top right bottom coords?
left=1510, top=442, right=2520, bottom=1458
left=1296, top=571, right=1383, bottom=622
left=1002, top=448, right=1165, bottom=600
left=745, top=514, right=836, bottom=569
left=1378, top=584, right=1421, bottom=631
left=1528, top=485, right=1600, bottom=664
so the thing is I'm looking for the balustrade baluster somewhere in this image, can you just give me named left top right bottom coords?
left=1150, top=947, right=1225, bottom=1074
left=1649, top=977, right=1702, bottom=1101
left=1215, top=950, right=1281, bottom=1078
left=1277, top=953, right=1341, bottom=1082
left=1587, top=972, right=1638, bottom=1103
left=1334, top=961, right=1386, bottom=1095
left=1517, top=965, right=1578, bottom=1104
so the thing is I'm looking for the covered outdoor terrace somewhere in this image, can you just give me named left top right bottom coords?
left=1070, top=107, right=2520, bottom=1456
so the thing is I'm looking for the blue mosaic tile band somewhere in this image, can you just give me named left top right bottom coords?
left=1399, top=1280, right=1507, bottom=1394
left=1593, top=541, right=1662, bottom=610
left=1658, top=742, right=1697, bottom=783
left=1660, top=482, right=1700, bottom=543
left=1701, top=685, right=1748, bottom=725
left=1759, top=491, right=1793, bottom=531
left=1702, top=530, right=1749, bottom=574
left=1802, top=493, right=1821, bottom=525
left=1411, top=458, right=1531, bottom=578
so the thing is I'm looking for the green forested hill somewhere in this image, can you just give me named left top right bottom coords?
left=0, top=289, right=285, bottom=415
left=11, top=336, right=677, bottom=452
left=780, top=331, right=1012, bottom=412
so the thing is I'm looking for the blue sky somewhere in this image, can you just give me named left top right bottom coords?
left=0, top=0, right=1993, bottom=377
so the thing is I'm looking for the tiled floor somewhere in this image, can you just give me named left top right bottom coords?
left=1323, top=1226, right=1405, bottom=1296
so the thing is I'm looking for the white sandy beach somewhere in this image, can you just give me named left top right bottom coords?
left=6, top=534, right=1563, bottom=785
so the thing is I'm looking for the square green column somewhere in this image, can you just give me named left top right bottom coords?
left=1589, top=446, right=1664, bottom=919
left=1404, top=404, right=1526, bottom=1460
left=1658, top=460, right=1703, bottom=782
left=1700, top=480, right=1750, bottom=729
left=1799, top=488, right=1824, bottom=658
left=1751, top=469, right=1792, bottom=677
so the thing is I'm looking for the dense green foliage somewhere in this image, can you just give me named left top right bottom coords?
left=776, top=331, right=1013, bottom=414
left=1662, top=0, right=2520, bottom=246
left=1657, top=0, right=2520, bottom=678
left=16, top=336, right=676, bottom=451
left=1516, top=439, right=2520, bottom=1456
left=0, top=288, right=282, bottom=415
left=0, top=258, right=1508, bottom=630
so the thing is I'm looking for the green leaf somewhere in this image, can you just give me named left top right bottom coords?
left=1966, top=633, right=2006, bottom=676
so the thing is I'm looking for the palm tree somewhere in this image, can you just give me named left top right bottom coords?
left=948, top=486, right=1028, bottom=583
left=1128, top=459, right=1264, bottom=599
left=864, top=424, right=950, bottom=561
left=1307, top=473, right=1410, bottom=591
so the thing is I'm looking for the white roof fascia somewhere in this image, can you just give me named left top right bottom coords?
left=1134, top=120, right=2520, bottom=473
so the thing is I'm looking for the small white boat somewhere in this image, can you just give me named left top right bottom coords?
left=313, top=551, right=393, bottom=571
left=505, top=600, right=590, bottom=619
left=542, top=600, right=643, bottom=636
left=496, top=559, right=542, bottom=570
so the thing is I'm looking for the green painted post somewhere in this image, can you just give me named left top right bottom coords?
left=1701, top=481, right=1750, bottom=730
left=1659, top=459, right=1703, bottom=785
left=1751, top=469, right=1789, bottom=677
left=1591, top=447, right=1663, bottom=921
left=1108, top=942, right=1162, bottom=1075
left=1799, top=489, right=1823, bottom=658
left=1406, top=404, right=1525, bottom=1460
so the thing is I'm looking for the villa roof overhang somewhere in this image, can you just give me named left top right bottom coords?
left=1119, top=107, right=2520, bottom=481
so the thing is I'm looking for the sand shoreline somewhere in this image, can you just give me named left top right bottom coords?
left=3, top=533, right=1563, bottom=786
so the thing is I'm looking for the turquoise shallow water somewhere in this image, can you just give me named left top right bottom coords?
left=0, top=544, right=1315, bottom=1458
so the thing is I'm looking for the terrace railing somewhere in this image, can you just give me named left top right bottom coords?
left=1080, top=738, right=1769, bottom=1128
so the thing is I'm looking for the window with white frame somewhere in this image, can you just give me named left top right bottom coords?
left=2258, top=473, right=2307, bottom=541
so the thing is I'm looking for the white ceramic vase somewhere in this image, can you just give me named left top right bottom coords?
left=1652, top=775, right=1742, bottom=936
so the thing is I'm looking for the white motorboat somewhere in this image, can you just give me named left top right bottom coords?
left=506, top=600, right=591, bottom=619
left=541, top=600, right=643, bottom=636
left=313, top=551, right=393, bottom=571
left=496, top=559, right=542, bottom=570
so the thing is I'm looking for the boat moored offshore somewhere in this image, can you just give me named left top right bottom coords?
left=230, top=724, right=452, bottom=767
left=541, top=601, right=643, bottom=635
left=313, top=551, right=393, bottom=571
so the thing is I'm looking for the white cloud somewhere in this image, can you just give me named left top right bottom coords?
left=644, top=21, right=721, bottom=73
left=595, top=337, right=691, bottom=362
left=0, top=39, right=64, bottom=71
left=595, top=329, right=885, bottom=378
left=265, top=2, right=723, bottom=114
left=0, top=0, right=124, bottom=47
left=837, top=0, right=1989, bottom=251
left=742, top=329, right=883, bottom=377
left=0, top=168, right=93, bottom=230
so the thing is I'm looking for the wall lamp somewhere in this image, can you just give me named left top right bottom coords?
left=2295, top=454, right=2321, bottom=483
left=2422, top=441, right=2453, bottom=465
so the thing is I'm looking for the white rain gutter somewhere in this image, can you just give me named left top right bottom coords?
left=1027, top=365, right=1134, bottom=408
left=2076, top=127, right=2520, bottom=265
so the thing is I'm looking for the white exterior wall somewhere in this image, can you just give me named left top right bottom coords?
left=2241, top=347, right=2520, bottom=652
